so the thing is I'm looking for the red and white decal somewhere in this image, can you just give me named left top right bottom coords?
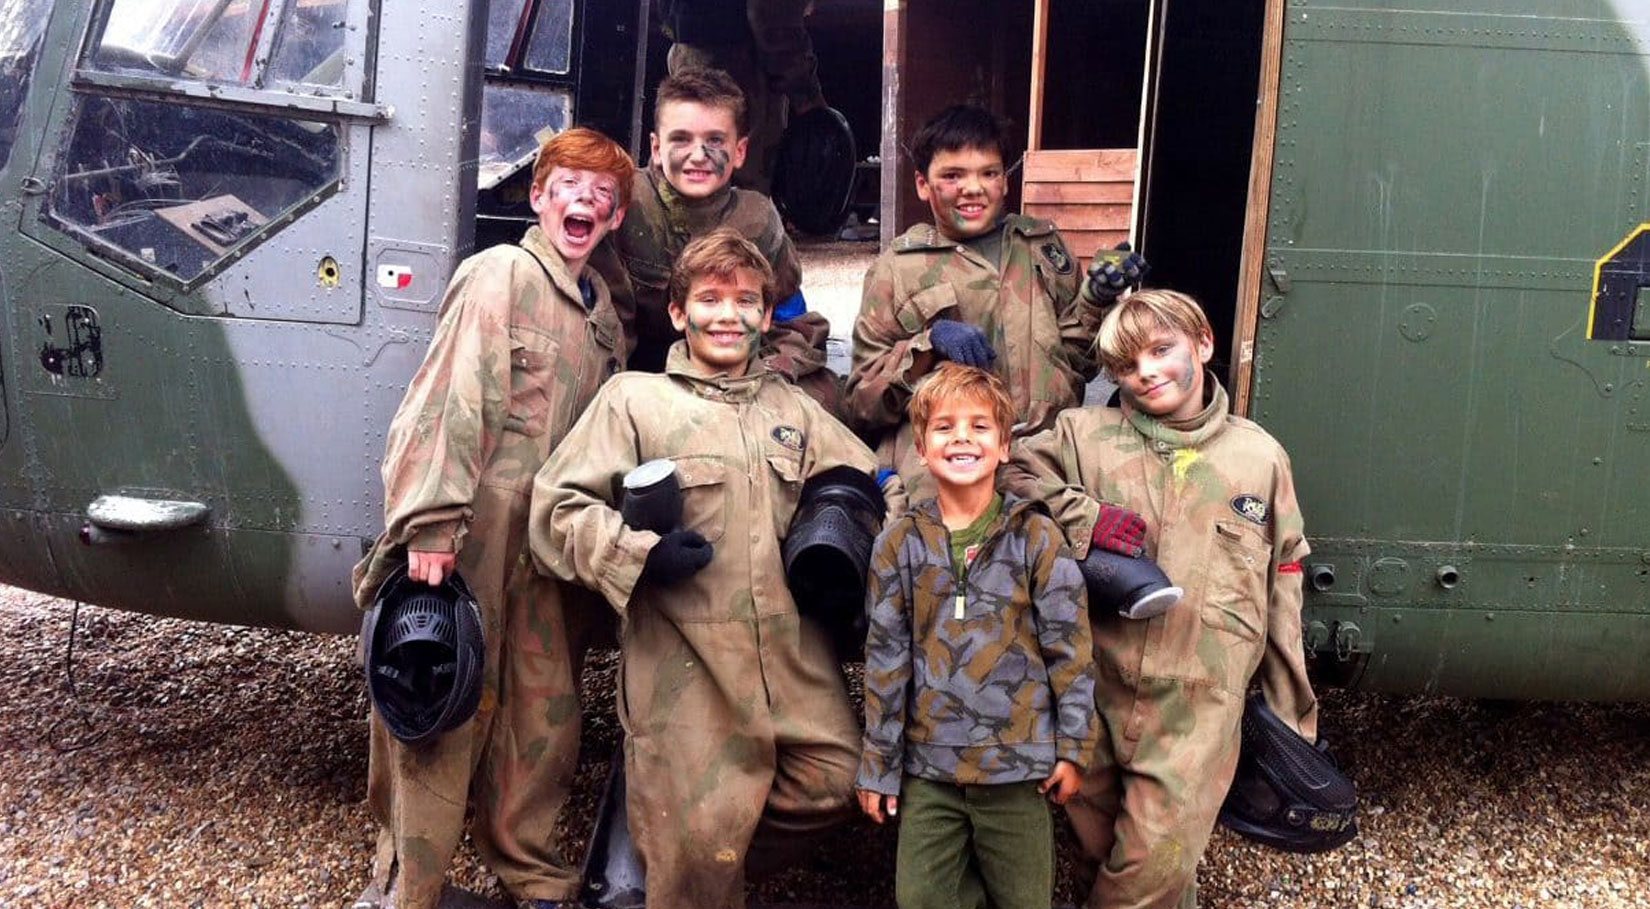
left=377, top=264, right=414, bottom=289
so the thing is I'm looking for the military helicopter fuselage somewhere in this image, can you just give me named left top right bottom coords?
left=3, top=0, right=1649, bottom=701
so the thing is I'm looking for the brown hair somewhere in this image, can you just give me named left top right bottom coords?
left=1096, top=289, right=1214, bottom=373
left=907, top=363, right=1016, bottom=446
left=655, top=67, right=748, bottom=136
left=668, top=227, right=775, bottom=307
left=531, top=127, right=635, bottom=210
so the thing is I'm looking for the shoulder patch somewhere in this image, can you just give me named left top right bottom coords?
left=1231, top=494, right=1269, bottom=525
left=1040, top=242, right=1074, bottom=275
left=771, top=425, right=806, bottom=452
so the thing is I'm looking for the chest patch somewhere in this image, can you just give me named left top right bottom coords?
left=1039, top=242, right=1074, bottom=275
left=1231, top=494, right=1269, bottom=525
left=771, top=425, right=806, bottom=452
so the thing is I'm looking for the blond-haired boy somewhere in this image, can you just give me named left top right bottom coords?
left=857, top=363, right=1098, bottom=909
left=1005, top=289, right=1319, bottom=908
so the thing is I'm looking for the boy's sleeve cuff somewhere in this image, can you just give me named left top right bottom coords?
left=599, top=528, right=661, bottom=611
left=407, top=520, right=463, bottom=553
left=855, top=748, right=903, bottom=795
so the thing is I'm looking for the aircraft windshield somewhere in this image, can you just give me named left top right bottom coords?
left=0, top=0, right=53, bottom=170
left=91, top=0, right=349, bottom=90
left=47, top=96, right=342, bottom=283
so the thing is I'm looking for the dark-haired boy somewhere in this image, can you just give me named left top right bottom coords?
left=1005, top=289, right=1318, bottom=909
left=592, top=66, right=840, bottom=413
left=352, top=128, right=633, bottom=909
left=857, top=363, right=1098, bottom=909
left=844, top=103, right=1146, bottom=504
left=531, top=228, right=899, bottom=908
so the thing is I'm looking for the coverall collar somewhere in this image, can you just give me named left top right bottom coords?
left=664, top=340, right=770, bottom=402
left=648, top=165, right=735, bottom=236
left=1123, top=376, right=1231, bottom=450
left=520, top=225, right=591, bottom=305
left=909, top=491, right=1042, bottom=533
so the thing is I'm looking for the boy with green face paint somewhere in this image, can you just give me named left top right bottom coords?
left=590, top=66, right=843, bottom=416
left=530, top=229, right=902, bottom=909
left=843, top=103, right=1148, bottom=505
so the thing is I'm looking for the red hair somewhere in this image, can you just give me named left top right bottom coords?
left=532, top=127, right=635, bottom=209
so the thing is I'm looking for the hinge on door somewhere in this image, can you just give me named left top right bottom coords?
left=1265, top=258, right=1292, bottom=293
left=1260, top=295, right=1286, bottom=319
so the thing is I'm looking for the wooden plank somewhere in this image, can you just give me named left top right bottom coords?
left=1023, top=148, right=1138, bottom=183
left=879, top=0, right=906, bottom=247
left=1022, top=181, right=1135, bottom=204
left=1230, top=0, right=1287, bottom=416
left=1021, top=203, right=1132, bottom=231
left=1027, top=0, right=1051, bottom=151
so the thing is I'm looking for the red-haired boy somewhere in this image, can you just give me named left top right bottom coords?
left=353, top=127, right=633, bottom=909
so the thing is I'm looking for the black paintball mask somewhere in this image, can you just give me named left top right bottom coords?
left=782, top=465, right=887, bottom=655
left=773, top=106, right=857, bottom=236
left=1218, top=692, right=1359, bottom=853
left=361, top=563, right=485, bottom=748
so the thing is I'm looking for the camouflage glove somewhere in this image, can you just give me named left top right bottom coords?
left=927, top=319, right=997, bottom=368
left=639, top=529, right=714, bottom=587
left=1087, top=241, right=1148, bottom=301
left=1090, top=503, right=1147, bottom=558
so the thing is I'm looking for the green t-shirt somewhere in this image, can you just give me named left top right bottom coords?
left=949, top=494, right=1003, bottom=601
left=961, top=219, right=1007, bottom=270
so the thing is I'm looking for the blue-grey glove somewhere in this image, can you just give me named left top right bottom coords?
left=1087, top=242, right=1149, bottom=300
left=927, top=319, right=996, bottom=368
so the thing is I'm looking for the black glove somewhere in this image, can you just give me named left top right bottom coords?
left=639, top=529, right=714, bottom=587
left=927, top=319, right=996, bottom=368
left=1087, top=241, right=1148, bottom=300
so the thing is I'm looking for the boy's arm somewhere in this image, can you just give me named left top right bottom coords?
left=759, top=215, right=835, bottom=387
left=528, top=385, right=661, bottom=612
left=856, top=526, right=914, bottom=796
left=795, top=392, right=907, bottom=513
left=1026, top=516, right=1101, bottom=770
left=748, top=0, right=825, bottom=112
left=1259, top=451, right=1319, bottom=741
left=380, top=254, right=517, bottom=554
left=587, top=238, right=637, bottom=365
left=843, top=254, right=937, bottom=435
left=1004, top=420, right=1102, bottom=556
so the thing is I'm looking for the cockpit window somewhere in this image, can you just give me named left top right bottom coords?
left=486, top=0, right=529, bottom=69
left=46, top=95, right=342, bottom=284
left=479, top=83, right=570, bottom=189
left=522, top=0, right=573, bottom=75
left=0, top=0, right=53, bottom=170
left=88, top=0, right=350, bottom=93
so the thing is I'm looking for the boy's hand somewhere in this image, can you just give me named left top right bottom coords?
left=639, top=530, right=714, bottom=587
left=408, top=549, right=456, bottom=586
left=1087, top=242, right=1148, bottom=300
left=1091, top=504, right=1147, bottom=558
left=857, top=788, right=899, bottom=824
left=928, top=319, right=997, bottom=368
left=1039, top=760, right=1083, bottom=805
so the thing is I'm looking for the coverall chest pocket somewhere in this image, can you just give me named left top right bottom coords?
left=1200, top=520, right=1271, bottom=645
left=763, top=445, right=805, bottom=538
left=673, top=456, right=728, bottom=543
left=898, top=283, right=959, bottom=334
left=504, top=328, right=560, bottom=438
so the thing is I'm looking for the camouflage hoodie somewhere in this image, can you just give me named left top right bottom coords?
left=843, top=215, right=1111, bottom=500
left=857, top=494, right=1099, bottom=795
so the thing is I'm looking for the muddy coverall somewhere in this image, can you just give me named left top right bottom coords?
left=1002, top=381, right=1318, bottom=909
left=352, top=227, right=622, bottom=908
left=843, top=216, right=1111, bottom=502
left=529, top=343, right=896, bottom=908
left=590, top=167, right=840, bottom=416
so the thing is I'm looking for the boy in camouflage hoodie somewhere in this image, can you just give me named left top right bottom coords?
left=1004, top=290, right=1319, bottom=909
left=857, top=363, right=1099, bottom=909
left=589, top=66, right=840, bottom=413
left=843, top=103, right=1148, bottom=502
left=530, top=228, right=899, bottom=909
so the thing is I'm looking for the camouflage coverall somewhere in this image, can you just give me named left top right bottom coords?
left=658, top=0, right=825, bottom=194
left=352, top=227, right=622, bottom=908
left=590, top=166, right=840, bottom=414
left=1003, top=381, right=1318, bottom=909
left=529, top=343, right=895, bottom=909
left=844, top=216, right=1111, bottom=502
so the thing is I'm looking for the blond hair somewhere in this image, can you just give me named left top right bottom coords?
left=668, top=227, right=776, bottom=307
left=1095, top=289, right=1213, bottom=373
left=907, top=362, right=1016, bottom=445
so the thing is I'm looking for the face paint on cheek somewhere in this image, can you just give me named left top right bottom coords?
left=700, top=144, right=730, bottom=177
left=1174, top=348, right=1197, bottom=391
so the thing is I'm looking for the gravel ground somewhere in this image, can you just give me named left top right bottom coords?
left=2, top=586, right=1646, bottom=908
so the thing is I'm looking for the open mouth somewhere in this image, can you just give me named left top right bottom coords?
left=563, top=215, right=595, bottom=242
